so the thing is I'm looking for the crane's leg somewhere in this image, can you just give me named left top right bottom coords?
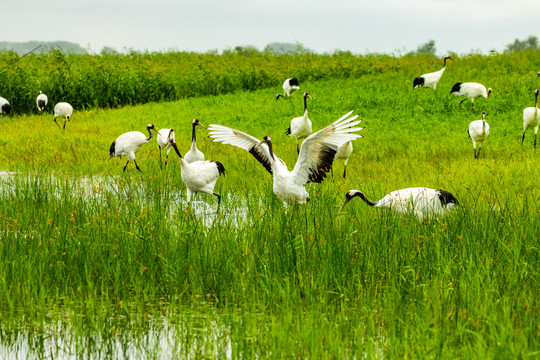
left=159, top=146, right=163, bottom=170
left=134, top=160, right=142, bottom=173
left=343, top=159, right=349, bottom=178
left=63, top=120, right=67, bottom=130
left=296, top=139, right=300, bottom=154
left=459, top=99, right=467, bottom=106
left=521, top=131, right=526, bottom=145
left=477, top=144, right=482, bottom=159
left=213, top=192, right=222, bottom=212
left=123, top=160, right=130, bottom=172
left=53, top=117, right=61, bottom=129
left=534, top=128, right=538, bottom=149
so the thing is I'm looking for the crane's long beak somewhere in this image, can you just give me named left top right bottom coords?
left=254, top=139, right=266, bottom=149
left=338, top=198, right=351, bottom=214
left=197, top=122, right=207, bottom=129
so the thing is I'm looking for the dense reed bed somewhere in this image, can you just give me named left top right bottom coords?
left=0, top=51, right=539, bottom=358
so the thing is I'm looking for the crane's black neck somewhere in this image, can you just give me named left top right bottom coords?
left=171, top=141, right=183, bottom=159
left=146, top=127, right=153, bottom=141
left=348, top=191, right=376, bottom=207
left=191, top=122, right=198, bottom=143
left=266, top=139, right=276, bottom=162
left=536, top=91, right=539, bottom=109
left=303, top=94, right=309, bottom=113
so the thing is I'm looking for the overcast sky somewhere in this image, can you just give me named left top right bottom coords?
left=2, top=0, right=539, bottom=55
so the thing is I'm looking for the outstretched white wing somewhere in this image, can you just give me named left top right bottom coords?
left=207, top=124, right=275, bottom=174
left=292, top=110, right=364, bottom=184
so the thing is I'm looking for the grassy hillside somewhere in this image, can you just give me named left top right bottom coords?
left=0, top=52, right=539, bottom=358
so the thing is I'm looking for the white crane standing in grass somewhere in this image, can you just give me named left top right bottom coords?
left=0, top=96, right=11, bottom=116
left=168, top=139, right=226, bottom=208
left=36, top=91, right=48, bottom=115
left=468, top=111, right=490, bottom=160
left=413, top=56, right=453, bottom=89
left=208, top=110, right=364, bottom=205
left=157, top=128, right=175, bottom=169
left=109, top=124, right=159, bottom=172
left=184, top=119, right=205, bottom=163
left=522, top=89, right=540, bottom=149
left=286, top=92, right=312, bottom=154
left=338, top=187, right=459, bottom=222
left=450, top=82, right=492, bottom=110
left=334, top=140, right=353, bottom=178
left=276, top=78, right=300, bottom=100
left=53, top=102, right=73, bottom=130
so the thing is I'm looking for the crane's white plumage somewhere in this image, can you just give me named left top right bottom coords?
left=208, top=110, right=364, bottom=205
left=413, top=56, right=452, bottom=89
left=184, top=118, right=205, bottom=164
left=53, top=102, right=73, bottom=130
left=157, top=128, right=175, bottom=168
left=169, top=139, right=225, bottom=207
left=276, top=78, right=300, bottom=99
left=450, top=82, right=491, bottom=110
left=339, top=187, right=459, bottom=222
left=334, top=140, right=353, bottom=178
left=109, top=123, right=159, bottom=172
left=0, top=96, right=11, bottom=116
left=522, top=89, right=540, bottom=149
left=36, top=91, right=48, bottom=114
left=468, top=111, right=490, bottom=160
left=286, top=92, right=312, bottom=153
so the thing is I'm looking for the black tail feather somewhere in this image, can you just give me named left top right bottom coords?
left=213, top=161, right=226, bottom=176
left=109, top=141, right=116, bottom=158
left=285, top=126, right=291, bottom=135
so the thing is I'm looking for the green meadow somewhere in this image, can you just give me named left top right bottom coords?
left=0, top=50, right=539, bottom=358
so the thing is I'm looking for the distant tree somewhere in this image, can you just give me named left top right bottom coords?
left=100, top=46, right=117, bottom=55
left=222, top=45, right=260, bottom=56
left=506, top=35, right=538, bottom=53
left=264, top=41, right=313, bottom=54
left=415, top=40, right=436, bottom=56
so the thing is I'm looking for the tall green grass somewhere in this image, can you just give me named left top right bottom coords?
left=0, top=52, right=539, bottom=358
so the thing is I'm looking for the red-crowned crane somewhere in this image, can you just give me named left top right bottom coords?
left=53, top=102, right=73, bottom=130
left=468, top=111, right=490, bottom=160
left=208, top=110, right=364, bottom=205
left=413, top=56, right=453, bottom=89
left=36, top=91, right=48, bottom=115
left=0, top=97, right=11, bottom=116
left=286, top=92, right=312, bottom=154
left=168, top=139, right=225, bottom=209
left=184, top=119, right=205, bottom=163
left=450, top=82, right=491, bottom=110
left=109, top=124, right=159, bottom=172
left=157, top=128, right=175, bottom=168
left=522, top=89, right=540, bottom=149
left=276, top=78, right=300, bottom=100
left=339, top=187, right=459, bottom=222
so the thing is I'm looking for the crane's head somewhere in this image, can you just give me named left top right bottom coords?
left=147, top=123, right=159, bottom=132
left=338, top=190, right=364, bottom=213
left=255, top=135, right=276, bottom=161
left=535, top=89, right=539, bottom=96
left=193, top=118, right=206, bottom=128
left=303, top=92, right=312, bottom=100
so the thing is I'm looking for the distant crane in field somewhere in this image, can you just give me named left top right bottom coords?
left=109, top=123, right=159, bottom=172
left=468, top=111, right=490, bottom=160
left=334, top=140, right=353, bottom=178
left=157, top=128, right=175, bottom=168
left=36, top=91, right=48, bottom=115
left=276, top=78, right=300, bottom=100
left=450, top=82, right=491, bottom=110
left=413, top=56, right=453, bottom=89
left=185, top=119, right=206, bottom=164
left=338, top=187, right=460, bottom=222
left=0, top=96, right=11, bottom=116
left=522, top=89, right=540, bottom=149
left=286, top=92, right=312, bottom=154
left=208, top=110, right=364, bottom=205
left=53, top=102, right=73, bottom=130
left=168, top=139, right=226, bottom=208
